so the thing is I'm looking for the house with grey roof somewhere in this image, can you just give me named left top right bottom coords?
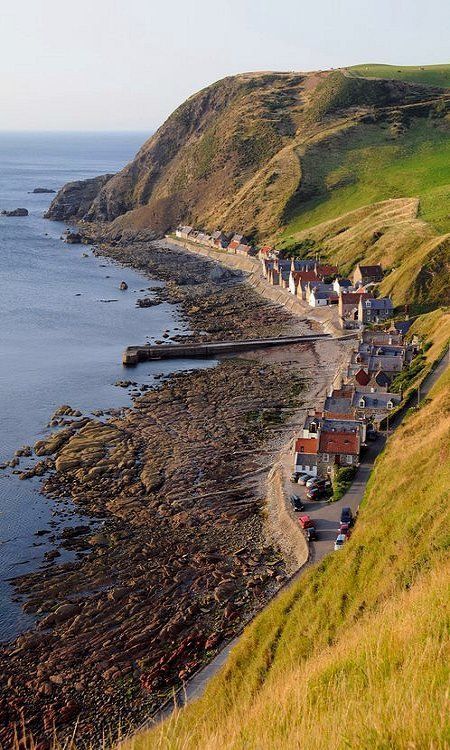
left=352, top=390, right=401, bottom=425
left=358, top=296, right=394, bottom=324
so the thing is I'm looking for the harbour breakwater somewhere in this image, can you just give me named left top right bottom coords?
left=122, top=333, right=329, bottom=365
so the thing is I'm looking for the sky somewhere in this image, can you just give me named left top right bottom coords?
left=1, top=0, right=449, bottom=131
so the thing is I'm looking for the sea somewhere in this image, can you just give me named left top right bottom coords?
left=0, top=132, right=213, bottom=641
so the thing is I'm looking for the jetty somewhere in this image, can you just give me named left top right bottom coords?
left=122, top=333, right=330, bottom=366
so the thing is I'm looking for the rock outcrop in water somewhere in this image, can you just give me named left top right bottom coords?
left=1, top=208, right=28, bottom=216
left=44, top=174, right=113, bottom=221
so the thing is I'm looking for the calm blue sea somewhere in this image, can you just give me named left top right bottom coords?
left=0, top=132, right=213, bottom=640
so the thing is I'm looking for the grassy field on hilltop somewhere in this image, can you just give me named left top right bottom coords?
left=126, top=358, right=450, bottom=749
left=281, top=117, right=450, bottom=242
left=347, top=63, right=450, bottom=89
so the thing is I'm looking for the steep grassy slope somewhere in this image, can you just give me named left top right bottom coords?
left=281, top=116, right=450, bottom=237
left=278, top=197, right=450, bottom=313
left=46, top=67, right=449, bottom=311
left=46, top=70, right=448, bottom=243
left=347, top=63, right=450, bottom=89
left=125, top=364, right=450, bottom=750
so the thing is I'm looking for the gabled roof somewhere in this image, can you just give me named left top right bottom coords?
left=352, top=391, right=401, bottom=408
left=296, top=270, right=319, bottom=283
left=361, top=297, right=393, bottom=310
left=354, top=368, right=371, bottom=386
left=316, top=264, right=339, bottom=277
left=357, top=264, right=383, bottom=278
left=335, top=277, right=353, bottom=287
left=340, top=292, right=372, bottom=305
left=319, top=430, right=360, bottom=455
left=294, top=437, right=318, bottom=454
left=370, top=370, right=391, bottom=387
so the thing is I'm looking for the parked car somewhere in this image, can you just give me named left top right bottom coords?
left=297, top=473, right=310, bottom=485
left=306, top=487, right=323, bottom=501
left=290, top=472, right=301, bottom=483
left=290, top=495, right=305, bottom=512
left=334, top=533, right=346, bottom=551
left=305, top=526, right=316, bottom=542
left=340, top=506, right=353, bottom=526
left=339, top=521, right=350, bottom=534
left=299, top=515, right=315, bottom=530
left=305, top=477, right=318, bottom=489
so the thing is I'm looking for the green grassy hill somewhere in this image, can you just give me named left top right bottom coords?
left=124, top=355, right=450, bottom=750
left=347, top=63, right=450, bottom=88
left=48, top=65, right=450, bottom=312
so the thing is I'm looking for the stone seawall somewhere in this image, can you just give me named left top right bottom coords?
left=265, top=463, right=309, bottom=573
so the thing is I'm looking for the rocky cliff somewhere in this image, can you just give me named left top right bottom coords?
left=45, top=70, right=448, bottom=241
left=44, top=174, right=113, bottom=221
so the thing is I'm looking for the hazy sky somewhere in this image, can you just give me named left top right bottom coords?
left=1, top=0, right=448, bottom=131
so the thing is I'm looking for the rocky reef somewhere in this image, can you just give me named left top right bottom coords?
left=0, top=242, right=308, bottom=748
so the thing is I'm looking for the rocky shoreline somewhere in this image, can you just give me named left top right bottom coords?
left=0, top=237, right=330, bottom=749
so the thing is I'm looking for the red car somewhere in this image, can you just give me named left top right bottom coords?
left=299, top=515, right=315, bottom=530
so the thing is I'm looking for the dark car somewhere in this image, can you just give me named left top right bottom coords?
left=290, top=472, right=301, bottom=483
left=305, top=526, right=317, bottom=542
left=290, top=495, right=305, bottom=512
left=340, top=506, right=353, bottom=525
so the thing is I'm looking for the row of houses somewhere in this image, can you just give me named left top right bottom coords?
left=262, top=257, right=393, bottom=327
left=175, top=226, right=266, bottom=258
left=293, top=326, right=416, bottom=479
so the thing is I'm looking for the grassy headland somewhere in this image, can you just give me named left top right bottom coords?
left=347, top=63, right=450, bottom=89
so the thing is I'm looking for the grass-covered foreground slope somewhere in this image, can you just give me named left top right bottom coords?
left=347, top=63, right=450, bottom=89
left=125, top=364, right=450, bottom=750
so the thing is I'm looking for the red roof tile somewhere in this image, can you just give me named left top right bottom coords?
left=294, top=437, right=318, bottom=454
left=319, top=430, right=360, bottom=455
left=354, top=368, right=371, bottom=386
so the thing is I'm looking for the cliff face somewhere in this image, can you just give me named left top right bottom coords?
left=45, top=70, right=447, bottom=240
left=44, top=174, right=113, bottom=221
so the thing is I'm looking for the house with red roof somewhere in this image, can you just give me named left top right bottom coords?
left=293, top=271, right=320, bottom=299
left=318, top=428, right=361, bottom=474
left=294, top=426, right=361, bottom=477
left=315, top=263, right=339, bottom=280
left=353, top=263, right=384, bottom=286
left=294, top=437, right=319, bottom=477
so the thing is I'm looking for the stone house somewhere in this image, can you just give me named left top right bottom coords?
left=333, top=277, right=353, bottom=294
left=358, top=296, right=394, bottom=324
left=353, top=264, right=384, bottom=286
left=352, top=390, right=401, bottom=425
left=175, top=225, right=193, bottom=239
left=309, top=288, right=338, bottom=307
left=210, top=230, right=230, bottom=249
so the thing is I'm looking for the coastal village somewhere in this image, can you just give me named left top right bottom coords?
left=175, top=224, right=421, bottom=549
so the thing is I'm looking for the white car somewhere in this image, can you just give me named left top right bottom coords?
left=334, top=534, right=346, bottom=551
left=305, top=477, right=319, bottom=489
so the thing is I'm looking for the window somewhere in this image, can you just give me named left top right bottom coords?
left=359, top=398, right=365, bottom=408
left=387, top=401, right=393, bottom=409
left=346, top=455, right=353, bottom=464
left=322, top=453, right=329, bottom=462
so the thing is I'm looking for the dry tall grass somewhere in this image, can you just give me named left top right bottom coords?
left=125, top=367, right=450, bottom=749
